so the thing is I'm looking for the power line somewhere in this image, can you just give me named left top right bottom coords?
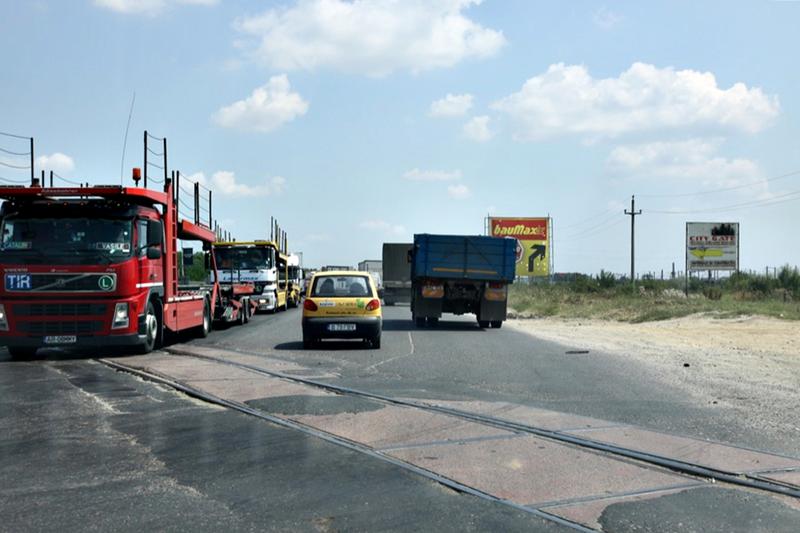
left=0, top=160, right=30, bottom=169
left=560, top=211, right=620, bottom=239
left=52, top=171, right=81, bottom=186
left=649, top=187, right=800, bottom=214
left=638, top=169, right=800, bottom=199
left=557, top=208, right=616, bottom=231
left=0, top=131, right=30, bottom=140
left=0, top=147, right=30, bottom=156
left=557, top=217, right=626, bottom=243
left=0, top=175, right=29, bottom=184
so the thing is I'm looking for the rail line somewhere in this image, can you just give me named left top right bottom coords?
left=102, top=346, right=800, bottom=505
left=101, top=357, right=595, bottom=532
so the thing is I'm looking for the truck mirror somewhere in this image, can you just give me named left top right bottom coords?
left=146, top=247, right=162, bottom=260
left=406, top=250, right=412, bottom=263
left=147, top=220, right=163, bottom=247
left=204, top=252, right=210, bottom=271
left=182, top=248, right=194, bottom=267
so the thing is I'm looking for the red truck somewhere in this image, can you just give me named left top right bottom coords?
left=0, top=169, right=220, bottom=358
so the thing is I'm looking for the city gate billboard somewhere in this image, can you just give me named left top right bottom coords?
left=686, top=222, right=739, bottom=271
left=489, top=217, right=550, bottom=277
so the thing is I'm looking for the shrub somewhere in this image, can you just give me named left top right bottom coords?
left=597, top=270, right=616, bottom=289
left=777, top=265, right=800, bottom=296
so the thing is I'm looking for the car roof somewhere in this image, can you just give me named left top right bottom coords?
left=313, top=270, right=369, bottom=277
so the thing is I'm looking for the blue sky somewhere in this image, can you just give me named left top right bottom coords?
left=1, top=0, right=798, bottom=274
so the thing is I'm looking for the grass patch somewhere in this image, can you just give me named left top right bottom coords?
left=508, top=274, right=800, bottom=323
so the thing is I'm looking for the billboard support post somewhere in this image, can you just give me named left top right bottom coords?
left=684, top=223, right=689, bottom=296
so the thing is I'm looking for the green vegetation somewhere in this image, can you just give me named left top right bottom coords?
left=178, top=251, right=208, bottom=282
left=509, top=266, right=800, bottom=323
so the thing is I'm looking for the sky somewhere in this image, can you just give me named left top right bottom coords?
left=1, top=0, right=799, bottom=275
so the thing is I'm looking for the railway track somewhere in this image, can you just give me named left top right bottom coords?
left=101, top=347, right=800, bottom=531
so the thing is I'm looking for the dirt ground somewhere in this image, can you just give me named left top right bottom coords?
left=508, top=314, right=800, bottom=447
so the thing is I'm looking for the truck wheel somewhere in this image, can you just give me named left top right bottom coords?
left=197, top=300, right=211, bottom=338
left=414, top=316, right=426, bottom=328
left=384, top=299, right=394, bottom=306
left=239, top=300, right=247, bottom=326
left=428, top=317, right=439, bottom=327
left=7, top=346, right=37, bottom=360
left=490, top=320, right=503, bottom=329
left=478, top=320, right=490, bottom=329
left=137, top=301, right=160, bottom=354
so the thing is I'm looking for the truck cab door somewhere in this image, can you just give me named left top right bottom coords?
left=137, top=219, right=163, bottom=292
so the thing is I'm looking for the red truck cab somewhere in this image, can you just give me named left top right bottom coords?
left=0, top=178, right=217, bottom=358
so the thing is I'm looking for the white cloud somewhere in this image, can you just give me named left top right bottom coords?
left=212, top=75, right=309, bottom=133
left=403, top=168, right=462, bottom=181
left=360, top=219, right=406, bottom=236
left=492, top=63, right=780, bottom=141
left=184, top=171, right=286, bottom=198
left=463, top=115, right=493, bottom=142
left=430, top=93, right=474, bottom=117
left=447, top=183, right=471, bottom=199
left=593, top=7, right=622, bottom=30
left=234, top=0, right=506, bottom=76
left=35, top=152, right=75, bottom=174
left=607, top=138, right=764, bottom=190
left=94, top=0, right=216, bottom=16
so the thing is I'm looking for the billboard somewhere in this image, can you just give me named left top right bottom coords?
left=686, top=222, right=739, bottom=271
left=489, top=217, right=550, bottom=277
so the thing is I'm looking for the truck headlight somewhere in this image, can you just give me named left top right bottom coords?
left=112, top=302, right=129, bottom=329
left=0, top=304, right=8, bottom=331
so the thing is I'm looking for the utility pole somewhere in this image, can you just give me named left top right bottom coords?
left=624, top=195, right=642, bottom=289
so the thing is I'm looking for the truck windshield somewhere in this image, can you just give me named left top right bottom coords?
left=1, top=217, right=133, bottom=265
left=215, top=247, right=273, bottom=270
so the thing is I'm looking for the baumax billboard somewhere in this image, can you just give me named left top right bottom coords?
left=489, top=217, right=550, bottom=277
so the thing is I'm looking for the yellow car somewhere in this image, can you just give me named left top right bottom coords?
left=302, top=271, right=382, bottom=349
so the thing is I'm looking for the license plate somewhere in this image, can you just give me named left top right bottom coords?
left=44, top=335, right=77, bottom=345
left=328, top=323, right=356, bottom=332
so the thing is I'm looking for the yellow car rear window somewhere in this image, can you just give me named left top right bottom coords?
left=311, top=275, right=373, bottom=298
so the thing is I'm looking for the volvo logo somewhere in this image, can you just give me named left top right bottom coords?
left=98, top=275, right=114, bottom=291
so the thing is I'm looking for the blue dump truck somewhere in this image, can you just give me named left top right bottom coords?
left=410, top=234, right=516, bottom=329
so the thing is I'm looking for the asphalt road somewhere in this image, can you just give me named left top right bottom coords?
left=198, top=305, right=800, bottom=457
left=1, top=305, right=798, bottom=531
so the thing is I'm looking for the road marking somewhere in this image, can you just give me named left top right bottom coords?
left=365, top=332, right=416, bottom=372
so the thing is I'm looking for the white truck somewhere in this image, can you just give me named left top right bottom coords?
left=211, top=240, right=286, bottom=312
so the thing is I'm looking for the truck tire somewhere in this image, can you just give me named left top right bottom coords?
left=384, top=299, right=394, bottom=306
left=414, top=316, right=426, bottom=328
left=490, top=320, right=503, bottom=329
left=137, top=301, right=160, bottom=354
left=238, top=302, right=247, bottom=325
left=428, top=317, right=439, bottom=327
left=478, top=320, right=490, bottom=329
left=197, top=299, right=211, bottom=338
left=7, top=346, right=37, bottom=360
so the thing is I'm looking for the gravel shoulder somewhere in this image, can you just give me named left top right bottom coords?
left=507, top=314, right=800, bottom=451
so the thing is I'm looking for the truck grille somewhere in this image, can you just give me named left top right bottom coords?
left=14, top=303, right=108, bottom=317
left=6, top=273, right=117, bottom=292
left=18, top=321, right=104, bottom=335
